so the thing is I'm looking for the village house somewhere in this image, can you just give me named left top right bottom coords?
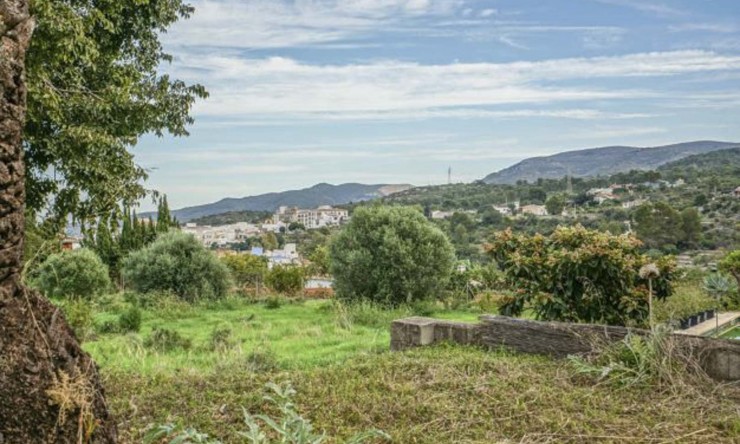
left=492, top=205, right=512, bottom=215
left=519, top=204, right=548, bottom=216
left=621, top=199, right=646, bottom=209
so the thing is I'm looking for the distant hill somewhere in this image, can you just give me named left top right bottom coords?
left=658, top=147, right=740, bottom=175
left=482, top=141, right=739, bottom=184
left=160, top=183, right=413, bottom=222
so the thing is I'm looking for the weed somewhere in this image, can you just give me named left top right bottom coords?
left=61, top=299, right=96, bottom=342
left=208, top=325, right=234, bottom=352
left=46, top=370, right=96, bottom=443
left=245, top=346, right=279, bottom=373
left=118, top=306, right=142, bottom=333
left=569, top=326, right=710, bottom=392
left=264, top=296, right=283, bottom=310
left=145, top=382, right=388, bottom=444
left=144, top=327, right=192, bottom=352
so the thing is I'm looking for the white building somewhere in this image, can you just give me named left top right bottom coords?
left=274, top=206, right=349, bottom=229
left=520, top=204, right=548, bottom=216
left=492, top=205, right=512, bottom=215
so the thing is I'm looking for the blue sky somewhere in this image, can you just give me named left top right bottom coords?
left=135, top=0, right=740, bottom=210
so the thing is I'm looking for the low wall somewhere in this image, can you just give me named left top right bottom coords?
left=390, top=315, right=740, bottom=382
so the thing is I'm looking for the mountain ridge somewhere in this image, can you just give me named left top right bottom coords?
left=156, top=182, right=413, bottom=222
left=482, top=140, right=739, bottom=184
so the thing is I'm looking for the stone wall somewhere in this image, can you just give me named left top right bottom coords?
left=391, top=315, right=740, bottom=381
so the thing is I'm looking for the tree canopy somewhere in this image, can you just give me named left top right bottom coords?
left=330, top=205, right=455, bottom=306
left=488, top=225, right=676, bottom=326
left=26, top=0, right=207, bottom=227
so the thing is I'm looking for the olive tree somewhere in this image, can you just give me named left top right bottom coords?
left=122, top=232, right=232, bottom=302
left=330, top=206, right=455, bottom=306
left=33, top=248, right=110, bottom=299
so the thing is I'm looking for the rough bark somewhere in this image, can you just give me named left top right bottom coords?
left=0, top=1, right=116, bottom=442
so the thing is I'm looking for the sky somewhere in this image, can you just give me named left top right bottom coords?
left=135, top=0, right=740, bottom=210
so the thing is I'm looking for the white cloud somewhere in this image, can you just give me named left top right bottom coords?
left=593, top=0, right=685, bottom=18
left=669, top=23, right=739, bottom=34
left=168, top=50, right=740, bottom=118
left=479, top=8, right=497, bottom=18
left=164, top=0, right=464, bottom=49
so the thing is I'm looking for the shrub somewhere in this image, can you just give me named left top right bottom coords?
left=33, top=248, right=110, bottom=299
left=488, top=226, right=677, bottom=326
left=221, top=254, right=268, bottom=289
left=122, top=231, right=232, bottom=302
left=265, top=265, right=304, bottom=296
left=61, top=299, right=96, bottom=341
left=263, top=296, right=283, bottom=310
left=208, top=325, right=233, bottom=352
left=330, top=206, right=455, bottom=306
left=144, top=328, right=192, bottom=352
left=652, top=285, right=715, bottom=324
left=719, top=250, right=740, bottom=289
left=117, top=306, right=142, bottom=333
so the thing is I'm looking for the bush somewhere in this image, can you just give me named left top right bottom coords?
left=489, top=226, right=677, bottom=326
left=122, top=231, right=232, bottom=302
left=265, top=265, right=304, bottom=296
left=330, top=206, right=455, bottom=306
left=61, top=299, right=96, bottom=341
left=118, top=306, right=142, bottom=333
left=220, top=254, right=268, bottom=289
left=263, top=295, right=283, bottom=310
left=144, top=328, right=192, bottom=352
left=208, top=325, right=233, bottom=352
left=33, top=248, right=110, bottom=299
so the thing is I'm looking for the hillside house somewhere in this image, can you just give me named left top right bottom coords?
left=492, top=205, right=512, bottom=215
left=520, top=204, right=548, bottom=216
left=621, top=199, right=646, bottom=209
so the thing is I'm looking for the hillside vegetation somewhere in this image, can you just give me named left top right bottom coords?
left=482, top=140, right=738, bottom=184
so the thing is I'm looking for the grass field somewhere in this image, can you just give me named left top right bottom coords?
left=82, top=295, right=740, bottom=443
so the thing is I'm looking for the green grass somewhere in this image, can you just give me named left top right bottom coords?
left=84, top=295, right=740, bottom=443
left=84, top=297, right=478, bottom=374
left=105, top=346, right=740, bottom=443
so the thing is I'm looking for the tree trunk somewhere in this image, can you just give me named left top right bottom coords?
left=0, top=1, right=116, bottom=442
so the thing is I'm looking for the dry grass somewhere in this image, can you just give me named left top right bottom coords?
left=104, top=345, right=740, bottom=443
left=46, top=370, right=97, bottom=443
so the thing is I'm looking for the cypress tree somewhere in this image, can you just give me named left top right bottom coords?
left=157, top=195, right=172, bottom=233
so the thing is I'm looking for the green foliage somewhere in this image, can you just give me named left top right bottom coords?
left=26, top=0, right=207, bottom=226
left=265, top=266, right=304, bottom=296
left=489, top=226, right=676, bottom=325
left=33, top=248, right=110, bottom=299
left=144, top=327, right=192, bottom=352
left=633, top=202, right=683, bottom=251
left=307, top=245, right=331, bottom=276
left=60, top=299, right=96, bottom=341
left=545, top=194, right=566, bottom=216
left=208, top=326, right=233, bottom=352
left=330, top=206, right=455, bottom=306
left=264, top=296, right=283, bottom=310
left=122, top=232, right=232, bottom=302
left=118, top=306, right=142, bottom=333
left=261, top=232, right=279, bottom=251
left=146, top=382, right=388, bottom=444
left=221, top=254, right=268, bottom=288
left=719, top=250, right=740, bottom=288
left=655, top=285, right=716, bottom=323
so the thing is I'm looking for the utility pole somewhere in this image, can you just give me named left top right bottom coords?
left=448, top=166, right=452, bottom=185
